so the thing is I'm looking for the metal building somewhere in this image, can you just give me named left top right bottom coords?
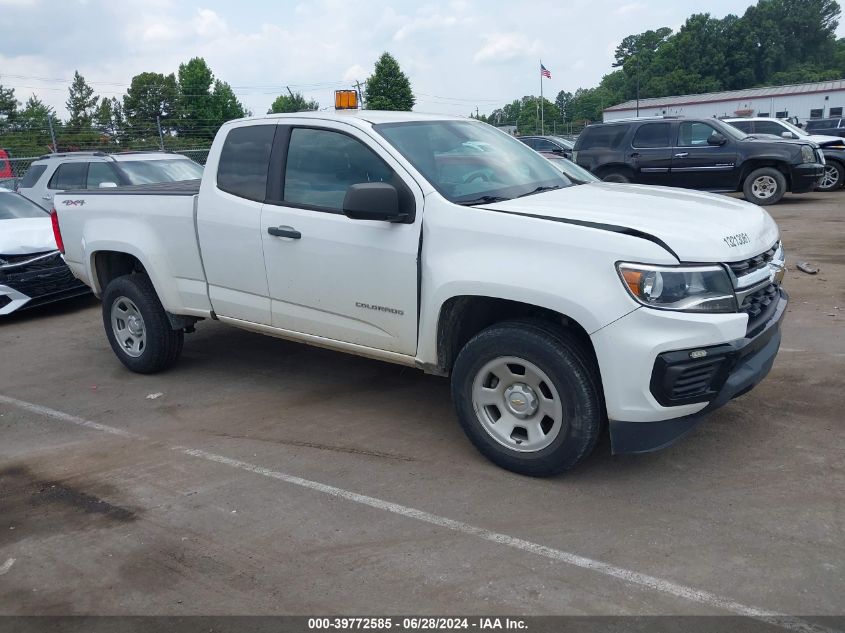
left=603, top=80, right=845, bottom=123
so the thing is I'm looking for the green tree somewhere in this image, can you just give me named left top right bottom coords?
left=122, top=72, right=179, bottom=139
left=365, top=52, right=414, bottom=111
left=555, top=90, right=573, bottom=123
left=268, top=91, right=319, bottom=113
left=211, top=80, right=248, bottom=122
left=94, top=97, right=125, bottom=140
left=0, top=84, right=18, bottom=123
left=65, top=71, right=98, bottom=129
left=177, top=57, right=215, bottom=139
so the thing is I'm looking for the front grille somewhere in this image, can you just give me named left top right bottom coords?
left=0, top=251, right=60, bottom=271
left=726, top=243, right=778, bottom=276
left=650, top=352, right=731, bottom=406
left=2, top=259, right=85, bottom=299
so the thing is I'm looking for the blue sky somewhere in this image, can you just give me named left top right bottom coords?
left=1, top=0, right=843, bottom=119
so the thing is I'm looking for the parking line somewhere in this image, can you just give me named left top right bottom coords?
left=0, top=559, right=14, bottom=576
left=1, top=394, right=839, bottom=633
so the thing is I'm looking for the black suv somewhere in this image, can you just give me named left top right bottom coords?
left=572, top=117, right=824, bottom=205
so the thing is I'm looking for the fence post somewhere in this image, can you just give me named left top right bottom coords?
left=47, top=116, right=57, bottom=153
left=156, top=116, right=165, bottom=151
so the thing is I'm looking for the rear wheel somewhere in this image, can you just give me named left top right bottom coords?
left=817, top=162, right=844, bottom=192
left=102, top=274, right=183, bottom=374
left=601, top=172, right=631, bottom=183
left=743, top=167, right=786, bottom=205
left=451, top=320, right=604, bottom=477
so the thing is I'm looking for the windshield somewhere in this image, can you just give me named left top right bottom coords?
left=116, top=159, right=204, bottom=185
left=374, top=120, right=572, bottom=204
left=711, top=119, right=749, bottom=140
left=777, top=119, right=810, bottom=137
left=0, top=191, right=49, bottom=220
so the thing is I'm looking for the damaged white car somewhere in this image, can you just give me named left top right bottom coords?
left=0, top=187, right=88, bottom=315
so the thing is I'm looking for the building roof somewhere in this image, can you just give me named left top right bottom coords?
left=604, top=80, right=845, bottom=113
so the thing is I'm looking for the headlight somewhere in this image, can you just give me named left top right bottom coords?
left=801, top=145, right=815, bottom=163
left=617, top=263, right=737, bottom=313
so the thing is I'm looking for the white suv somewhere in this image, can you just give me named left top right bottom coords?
left=724, top=116, right=844, bottom=147
left=17, top=151, right=203, bottom=210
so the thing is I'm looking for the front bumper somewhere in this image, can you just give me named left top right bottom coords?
left=606, top=290, right=787, bottom=454
left=0, top=252, right=89, bottom=315
left=790, top=162, right=824, bottom=193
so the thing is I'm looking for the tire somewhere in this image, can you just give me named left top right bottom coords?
left=102, top=273, right=183, bottom=374
left=817, top=161, right=844, bottom=192
left=601, top=172, right=631, bottom=183
left=743, top=167, right=787, bottom=205
left=451, top=320, right=604, bottom=477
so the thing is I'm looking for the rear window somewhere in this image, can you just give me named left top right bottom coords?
left=577, top=125, right=628, bottom=150
left=632, top=123, right=671, bottom=148
left=0, top=191, right=48, bottom=219
left=19, top=164, right=48, bottom=189
left=48, top=162, right=87, bottom=190
left=217, top=125, right=276, bottom=202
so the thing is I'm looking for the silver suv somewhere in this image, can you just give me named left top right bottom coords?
left=18, top=151, right=204, bottom=210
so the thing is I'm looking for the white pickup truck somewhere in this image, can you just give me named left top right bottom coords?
left=53, top=111, right=787, bottom=476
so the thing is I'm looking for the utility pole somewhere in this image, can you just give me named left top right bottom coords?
left=636, top=53, right=640, bottom=117
left=47, top=116, right=57, bottom=153
left=353, top=80, right=365, bottom=109
left=156, top=116, right=165, bottom=150
left=475, top=106, right=479, bottom=119
left=286, top=86, right=294, bottom=98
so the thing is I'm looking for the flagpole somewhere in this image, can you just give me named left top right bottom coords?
left=540, top=59, right=544, bottom=135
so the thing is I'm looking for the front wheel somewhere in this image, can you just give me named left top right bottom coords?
left=601, top=172, right=631, bottom=183
left=743, top=167, right=787, bottom=205
left=817, top=162, right=844, bottom=192
left=451, top=320, right=604, bottom=477
left=102, top=274, right=183, bottom=374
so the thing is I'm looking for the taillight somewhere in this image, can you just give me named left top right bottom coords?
left=50, top=209, right=65, bottom=254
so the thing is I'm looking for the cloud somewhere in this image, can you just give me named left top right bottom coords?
left=342, top=64, right=369, bottom=83
left=393, top=13, right=459, bottom=42
left=614, top=2, right=645, bottom=16
left=473, top=33, right=539, bottom=64
left=193, top=9, right=229, bottom=38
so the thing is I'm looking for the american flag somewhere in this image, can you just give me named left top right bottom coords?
left=541, top=64, right=551, bottom=79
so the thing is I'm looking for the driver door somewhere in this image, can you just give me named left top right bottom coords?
left=671, top=121, right=738, bottom=190
left=260, top=121, right=423, bottom=355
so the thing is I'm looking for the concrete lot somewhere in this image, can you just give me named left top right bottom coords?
left=0, top=190, right=843, bottom=623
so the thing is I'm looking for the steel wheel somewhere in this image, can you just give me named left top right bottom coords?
left=819, top=164, right=840, bottom=190
left=751, top=175, right=778, bottom=200
left=471, top=355, right=565, bottom=453
left=110, top=296, right=146, bottom=358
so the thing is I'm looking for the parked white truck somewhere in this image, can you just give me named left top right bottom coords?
left=52, top=111, right=787, bottom=476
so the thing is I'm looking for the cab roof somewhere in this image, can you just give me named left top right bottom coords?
left=256, top=110, right=472, bottom=126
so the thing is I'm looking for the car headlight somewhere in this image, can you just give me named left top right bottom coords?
left=801, top=145, right=816, bottom=163
left=617, top=263, right=737, bottom=313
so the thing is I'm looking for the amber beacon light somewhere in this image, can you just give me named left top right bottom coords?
left=335, top=90, right=359, bottom=110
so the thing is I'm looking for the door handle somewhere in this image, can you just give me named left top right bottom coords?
left=267, top=226, right=301, bottom=239
left=42, top=195, right=52, bottom=200
left=630, top=152, right=640, bottom=158
left=674, top=152, right=689, bottom=158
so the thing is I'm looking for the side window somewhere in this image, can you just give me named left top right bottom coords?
left=578, top=126, right=628, bottom=150
left=19, top=164, right=48, bottom=189
left=533, top=139, right=560, bottom=152
left=519, top=138, right=537, bottom=149
left=284, top=128, right=394, bottom=211
left=217, top=124, right=276, bottom=202
left=756, top=121, right=788, bottom=136
left=730, top=121, right=752, bottom=133
left=632, top=123, right=671, bottom=148
left=47, top=163, right=87, bottom=190
left=86, top=162, right=119, bottom=188
left=678, top=122, right=720, bottom=147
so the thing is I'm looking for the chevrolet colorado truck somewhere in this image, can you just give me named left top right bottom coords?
left=52, top=111, right=788, bottom=476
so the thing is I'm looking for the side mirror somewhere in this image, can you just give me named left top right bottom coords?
left=343, top=183, right=405, bottom=222
left=98, top=181, right=118, bottom=188
left=708, top=133, right=727, bottom=146
left=781, top=131, right=796, bottom=139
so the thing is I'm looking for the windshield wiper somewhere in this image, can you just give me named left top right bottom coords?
left=516, top=185, right=563, bottom=198
left=455, top=195, right=511, bottom=206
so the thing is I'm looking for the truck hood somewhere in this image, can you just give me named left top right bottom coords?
left=0, top=217, right=57, bottom=256
left=480, top=182, right=779, bottom=263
